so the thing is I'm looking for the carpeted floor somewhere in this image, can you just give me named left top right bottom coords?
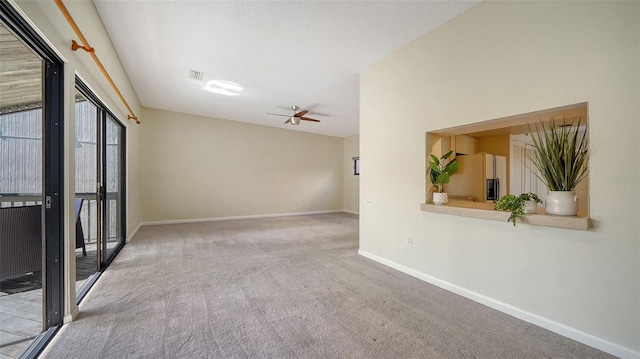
left=41, top=213, right=614, bottom=358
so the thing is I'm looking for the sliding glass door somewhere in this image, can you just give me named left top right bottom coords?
left=74, top=80, right=126, bottom=300
left=74, top=91, right=99, bottom=292
left=103, top=114, right=124, bottom=260
left=0, top=22, right=46, bottom=357
left=0, top=3, right=64, bottom=358
left=1, top=4, right=125, bottom=357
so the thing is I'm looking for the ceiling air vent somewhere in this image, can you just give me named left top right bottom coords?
left=188, top=69, right=204, bottom=81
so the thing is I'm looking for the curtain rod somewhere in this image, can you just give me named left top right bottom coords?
left=54, top=0, right=140, bottom=124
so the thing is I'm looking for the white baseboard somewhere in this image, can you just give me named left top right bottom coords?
left=63, top=305, right=79, bottom=324
left=358, top=249, right=639, bottom=359
left=126, top=222, right=142, bottom=243
left=140, top=210, right=344, bottom=226
left=343, top=210, right=359, bottom=215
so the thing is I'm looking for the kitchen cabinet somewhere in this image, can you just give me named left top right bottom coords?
left=451, top=134, right=477, bottom=155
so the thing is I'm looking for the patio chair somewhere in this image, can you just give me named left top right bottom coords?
left=0, top=205, right=42, bottom=281
left=75, top=198, right=86, bottom=256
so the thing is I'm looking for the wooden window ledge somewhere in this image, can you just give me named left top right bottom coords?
left=420, top=199, right=590, bottom=231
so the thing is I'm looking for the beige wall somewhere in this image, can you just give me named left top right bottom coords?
left=343, top=135, right=359, bottom=213
left=360, top=1, right=639, bottom=356
left=12, top=0, right=142, bottom=321
left=140, top=108, right=344, bottom=222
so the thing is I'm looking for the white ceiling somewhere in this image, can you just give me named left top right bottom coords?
left=94, top=1, right=478, bottom=138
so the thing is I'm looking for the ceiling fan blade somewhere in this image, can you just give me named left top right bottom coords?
left=284, top=118, right=291, bottom=124
left=294, top=110, right=308, bottom=117
left=267, top=112, right=290, bottom=117
left=300, top=117, right=320, bottom=123
left=307, top=110, right=330, bottom=117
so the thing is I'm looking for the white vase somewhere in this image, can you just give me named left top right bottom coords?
left=433, top=192, right=448, bottom=205
left=523, top=200, right=538, bottom=214
left=545, top=191, right=577, bottom=215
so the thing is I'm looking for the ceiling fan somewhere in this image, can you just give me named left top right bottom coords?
left=267, top=105, right=320, bottom=125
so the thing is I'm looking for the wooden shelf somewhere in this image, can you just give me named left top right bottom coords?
left=420, top=199, right=590, bottom=231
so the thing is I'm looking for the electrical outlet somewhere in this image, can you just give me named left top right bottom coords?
left=366, top=198, right=372, bottom=206
left=406, top=235, right=412, bottom=246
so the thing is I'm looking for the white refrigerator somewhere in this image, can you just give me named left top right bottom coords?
left=445, top=153, right=507, bottom=203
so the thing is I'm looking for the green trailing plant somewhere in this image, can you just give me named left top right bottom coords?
left=429, top=150, right=460, bottom=193
left=527, top=117, right=588, bottom=191
left=519, top=193, right=542, bottom=203
left=494, top=193, right=543, bottom=226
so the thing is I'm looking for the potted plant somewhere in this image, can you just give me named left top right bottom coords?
left=520, top=192, right=542, bottom=214
left=494, top=193, right=542, bottom=226
left=429, top=150, right=460, bottom=205
left=527, top=117, right=588, bottom=215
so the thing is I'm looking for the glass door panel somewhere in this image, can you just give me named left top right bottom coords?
left=0, top=108, right=44, bottom=359
left=74, top=92, right=99, bottom=294
left=2, top=3, right=65, bottom=357
left=74, top=80, right=125, bottom=302
left=0, top=20, right=44, bottom=359
left=103, top=114, right=124, bottom=261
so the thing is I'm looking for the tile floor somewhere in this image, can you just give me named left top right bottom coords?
left=0, top=278, right=88, bottom=359
left=0, top=289, right=41, bottom=359
left=0, top=242, right=117, bottom=358
left=0, top=247, right=95, bottom=359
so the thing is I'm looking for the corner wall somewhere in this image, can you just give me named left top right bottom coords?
left=360, top=1, right=639, bottom=356
left=343, top=135, right=359, bottom=214
left=140, top=108, right=344, bottom=222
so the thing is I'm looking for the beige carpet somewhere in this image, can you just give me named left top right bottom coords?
left=42, top=213, right=614, bottom=358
